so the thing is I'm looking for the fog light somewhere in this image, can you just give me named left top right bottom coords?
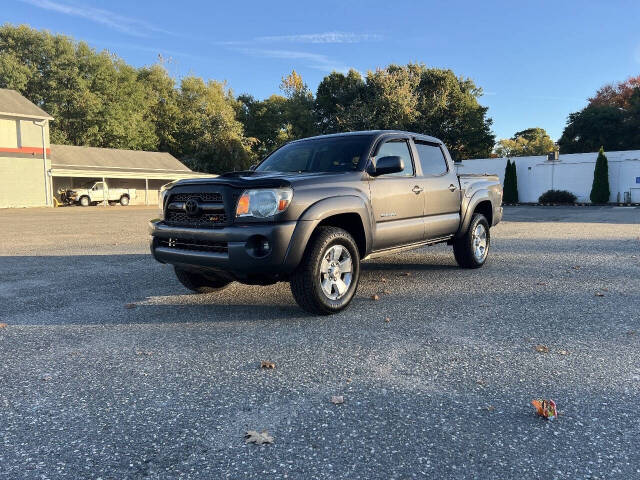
left=246, top=235, right=271, bottom=258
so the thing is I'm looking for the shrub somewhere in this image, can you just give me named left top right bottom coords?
left=589, top=147, right=611, bottom=203
left=538, top=190, right=577, bottom=204
left=503, top=159, right=519, bottom=203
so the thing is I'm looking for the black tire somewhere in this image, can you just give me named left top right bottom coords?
left=290, top=226, right=360, bottom=315
left=453, top=213, right=490, bottom=268
left=119, top=195, right=130, bottom=206
left=174, top=267, right=231, bottom=293
left=79, top=196, right=90, bottom=207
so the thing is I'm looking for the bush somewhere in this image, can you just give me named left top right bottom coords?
left=538, top=190, right=577, bottom=204
left=589, top=147, right=610, bottom=203
left=503, top=159, right=519, bottom=203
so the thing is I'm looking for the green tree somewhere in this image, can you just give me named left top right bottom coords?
left=495, top=127, right=556, bottom=157
left=172, top=77, right=251, bottom=173
left=0, top=25, right=158, bottom=149
left=236, top=94, right=293, bottom=158
left=279, top=70, right=318, bottom=140
left=503, top=159, right=519, bottom=203
left=589, top=147, right=610, bottom=203
left=313, top=64, right=495, bottom=160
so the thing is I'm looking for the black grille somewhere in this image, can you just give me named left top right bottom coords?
left=158, top=237, right=228, bottom=253
left=164, top=191, right=228, bottom=228
left=170, top=192, right=222, bottom=202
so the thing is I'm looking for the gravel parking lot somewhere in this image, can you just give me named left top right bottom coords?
left=1, top=205, right=639, bottom=479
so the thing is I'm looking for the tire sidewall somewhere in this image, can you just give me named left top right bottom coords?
left=468, top=214, right=490, bottom=267
left=120, top=196, right=129, bottom=206
left=310, top=233, right=360, bottom=313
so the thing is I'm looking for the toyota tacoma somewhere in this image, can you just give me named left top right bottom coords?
left=150, top=131, right=503, bottom=314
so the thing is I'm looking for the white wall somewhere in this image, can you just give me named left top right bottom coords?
left=456, top=150, right=640, bottom=203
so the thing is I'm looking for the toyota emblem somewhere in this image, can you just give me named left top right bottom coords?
left=184, top=198, right=200, bottom=216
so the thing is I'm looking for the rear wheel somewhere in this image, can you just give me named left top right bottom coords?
left=174, top=267, right=231, bottom=293
left=290, top=226, right=360, bottom=315
left=119, top=195, right=130, bottom=206
left=453, top=213, right=490, bottom=268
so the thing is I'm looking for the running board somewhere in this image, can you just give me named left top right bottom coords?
left=363, top=235, right=453, bottom=260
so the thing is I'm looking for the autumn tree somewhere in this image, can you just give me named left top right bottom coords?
left=559, top=76, right=640, bottom=153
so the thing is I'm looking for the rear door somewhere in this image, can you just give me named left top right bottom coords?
left=413, top=140, right=461, bottom=239
left=368, top=136, right=426, bottom=250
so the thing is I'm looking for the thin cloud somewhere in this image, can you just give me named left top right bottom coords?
left=19, top=0, right=173, bottom=37
left=256, top=32, right=382, bottom=44
left=236, top=48, right=352, bottom=73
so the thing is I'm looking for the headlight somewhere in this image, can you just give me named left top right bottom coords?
left=236, top=188, right=293, bottom=218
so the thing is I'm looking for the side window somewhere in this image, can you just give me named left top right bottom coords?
left=415, top=141, right=448, bottom=176
left=376, top=139, right=414, bottom=176
left=94, top=183, right=104, bottom=191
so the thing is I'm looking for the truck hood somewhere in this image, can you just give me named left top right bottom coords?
left=172, top=171, right=355, bottom=189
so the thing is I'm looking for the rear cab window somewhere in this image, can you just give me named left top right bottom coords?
left=414, top=141, right=448, bottom=176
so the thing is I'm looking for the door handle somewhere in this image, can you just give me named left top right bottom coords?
left=448, top=184, right=457, bottom=192
left=412, top=185, right=424, bottom=194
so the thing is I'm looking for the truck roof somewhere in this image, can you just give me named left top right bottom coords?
left=290, top=130, right=444, bottom=145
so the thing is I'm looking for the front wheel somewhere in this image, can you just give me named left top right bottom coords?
left=290, top=226, right=360, bottom=315
left=174, top=267, right=231, bottom=293
left=79, top=196, right=90, bottom=207
left=453, top=213, right=490, bottom=268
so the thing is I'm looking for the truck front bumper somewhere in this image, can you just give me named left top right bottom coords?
left=149, top=219, right=305, bottom=283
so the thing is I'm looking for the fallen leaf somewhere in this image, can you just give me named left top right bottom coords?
left=531, top=399, right=558, bottom=419
left=330, top=395, right=344, bottom=404
left=245, top=430, right=274, bottom=445
left=42, top=375, right=52, bottom=381
left=399, top=272, right=411, bottom=277
left=125, top=303, right=137, bottom=309
left=557, top=350, right=569, bottom=355
left=535, top=345, right=550, bottom=353
left=380, top=277, right=387, bottom=283
left=371, top=294, right=380, bottom=301
left=0, top=323, right=7, bottom=329
left=346, top=378, right=352, bottom=383
left=572, top=266, right=581, bottom=270
left=136, top=350, right=153, bottom=356
left=476, top=379, right=487, bottom=386
left=384, top=317, right=391, bottom=323
left=260, top=361, right=276, bottom=369
left=486, top=405, right=495, bottom=412
left=595, top=292, right=605, bottom=297
left=382, top=289, right=391, bottom=295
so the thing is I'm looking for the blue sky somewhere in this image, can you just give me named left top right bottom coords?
left=4, top=0, right=640, bottom=141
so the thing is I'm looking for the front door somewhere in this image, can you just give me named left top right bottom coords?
left=368, top=137, right=425, bottom=250
left=91, top=182, right=105, bottom=202
left=413, top=141, right=461, bottom=239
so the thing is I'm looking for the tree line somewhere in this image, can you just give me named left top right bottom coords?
left=1, top=25, right=638, bottom=172
left=0, top=25, right=494, bottom=172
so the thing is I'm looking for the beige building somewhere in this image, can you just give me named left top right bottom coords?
left=0, top=88, right=207, bottom=208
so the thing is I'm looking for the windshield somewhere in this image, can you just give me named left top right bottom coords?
left=256, top=136, right=372, bottom=173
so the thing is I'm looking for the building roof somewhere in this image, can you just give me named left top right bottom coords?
left=0, top=89, right=54, bottom=120
left=50, top=144, right=192, bottom=173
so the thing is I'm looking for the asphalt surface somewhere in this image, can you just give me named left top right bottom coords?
left=1, top=205, right=639, bottom=480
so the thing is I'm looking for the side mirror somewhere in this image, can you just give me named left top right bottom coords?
left=369, top=156, right=404, bottom=176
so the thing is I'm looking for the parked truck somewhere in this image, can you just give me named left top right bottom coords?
left=150, top=131, right=503, bottom=314
left=60, top=181, right=135, bottom=206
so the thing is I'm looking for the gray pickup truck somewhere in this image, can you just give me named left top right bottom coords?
left=150, top=130, right=502, bottom=314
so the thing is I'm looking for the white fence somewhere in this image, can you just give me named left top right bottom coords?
left=455, top=150, right=640, bottom=203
